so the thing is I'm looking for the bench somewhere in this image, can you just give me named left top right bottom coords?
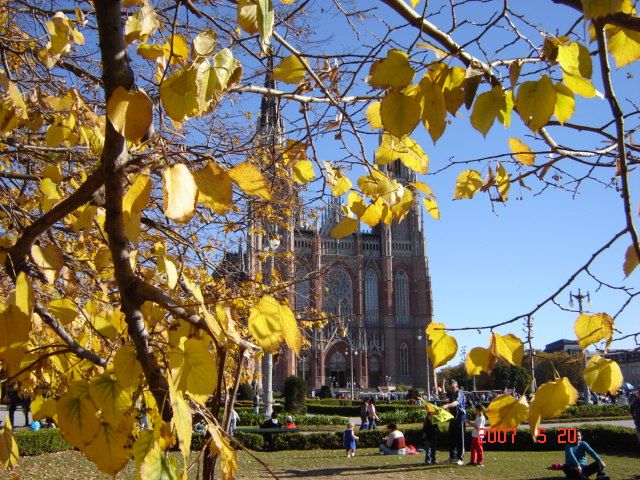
left=236, top=428, right=299, bottom=434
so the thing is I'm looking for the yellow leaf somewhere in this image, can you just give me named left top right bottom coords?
left=0, top=425, right=19, bottom=468
left=583, top=355, right=623, bottom=395
left=31, top=243, right=64, bottom=283
left=73, top=204, right=98, bottom=232
left=496, top=162, right=510, bottom=201
left=49, top=298, right=77, bottom=325
left=552, top=81, right=575, bottom=125
left=192, top=29, right=217, bottom=58
left=106, top=86, right=153, bottom=142
left=466, top=347, right=490, bottom=375
left=0, top=306, right=30, bottom=376
left=574, top=313, right=614, bottom=350
left=114, top=345, right=143, bottom=391
left=31, top=396, right=57, bottom=421
left=237, top=0, right=259, bottom=34
left=136, top=42, right=166, bottom=61
left=248, top=295, right=302, bottom=354
left=328, top=217, right=358, bottom=238
left=422, top=197, right=440, bottom=220
left=42, top=164, right=63, bottom=183
left=169, top=338, right=218, bottom=405
left=516, top=75, right=557, bottom=132
left=165, top=34, right=189, bottom=64
left=624, top=244, right=640, bottom=276
left=453, top=169, right=484, bottom=199
left=531, top=377, right=578, bottom=419
left=91, top=314, right=118, bottom=340
left=84, top=419, right=132, bottom=476
left=40, top=177, right=62, bottom=212
left=582, top=0, right=625, bottom=18
left=292, top=160, right=315, bottom=184
left=89, top=374, right=132, bottom=424
left=375, top=133, right=428, bottom=175
left=470, top=86, right=503, bottom=136
left=123, top=170, right=151, bottom=215
left=45, top=124, right=70, bottom=147
left=273, top=55, right=308, bottom=84
left=442, top=66, right=465, bottom=115
left=14, top=271, right=34, bottom=316
left=486, top=393, right=529, bottom=430
left=361, top=201, right=383, bottom=228
left=368, top=50, right=415, bottom=90
left=390, top=187, right=414, bottom=222
left=557, top=41, right=592, bottom=79
left=606, top=25, right=640, bottom=68
left=508, top=137, right=535, bottom=166
left=168, top=375, right=191, bottom=474
left=198, top=49, right=242, bottom=112
left=194, top=161, right=233, bottom=215
left=426, top=322, right=457, bottom=368
left=562, top=72, right=597, bottom=98
left=162, top=164, right=197, bottom=224
left=380, top=91, right=421, bottom=139
left=207, top=425, right=238, bottom=480
left=490, top=333, right=524, bottom=367
left=324, top=161, right=352, bottom=197
left=256, top=0, right=275, bottom=53
left=366, top=102, right=383, bottom=130
left=139, top=440, right=179, bottom=480
left=415, top=76, right=447, bottom=142
left=57, top=381, right=101, bottom=449
left=125, top=4, right=159, bottom=44
left=159, top=65, right=200, bottom=123
left=228, top=162, right=273, bottom=201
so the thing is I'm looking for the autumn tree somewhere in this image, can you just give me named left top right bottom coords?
left=0, top=0, right=639, bottom=477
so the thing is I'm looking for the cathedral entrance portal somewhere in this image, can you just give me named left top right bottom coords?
left=325, top=350, right=347, bottom=388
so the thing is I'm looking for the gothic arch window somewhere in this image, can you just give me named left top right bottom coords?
left=328, top=351, right=346, bottom=371
left=323, top=266, right=353, bottom=315
left=364, top=269, right=379, bottom=326
left=395, top=270, right=410, bottom=324
left=295, top=267, right=310, bottom=310
left=400, top=343, right=409, bottom=376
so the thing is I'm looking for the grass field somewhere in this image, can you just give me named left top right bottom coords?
left=3, top=447, right=640, bottom=480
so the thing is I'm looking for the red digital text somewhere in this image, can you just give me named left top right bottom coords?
left=477, top=427, right=578, bottom=444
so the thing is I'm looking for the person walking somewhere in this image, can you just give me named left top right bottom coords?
left=442, top=379, right=466, bottom=465
left=367, top=397, right=380, bottom=430
left=359, top=398, right=369, bottom=430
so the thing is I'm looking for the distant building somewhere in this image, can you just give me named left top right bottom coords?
left=544, top=339, right=582, bottom=356
left=604, top=350, right=640, bottom=387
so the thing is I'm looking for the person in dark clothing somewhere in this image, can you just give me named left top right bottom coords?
left=7, top=387, right=20, bottom=427
left=260, top=411, right=281, bottom=449
left=442, top=379, right=466, bottom=465
left=562, top=430, right=608, bottom=480
left=422, top=410, right=440, bottom=465
left=22, top=396, right=31, bottom=426
left=631, top=389, right=640, bottom=448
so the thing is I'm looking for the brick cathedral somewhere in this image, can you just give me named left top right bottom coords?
left=242, top=70, right=435, bottom=394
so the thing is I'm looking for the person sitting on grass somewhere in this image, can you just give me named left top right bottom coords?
left=562, top=430, right=609, bottom=480
left=379, top=423, right=406, bottom=455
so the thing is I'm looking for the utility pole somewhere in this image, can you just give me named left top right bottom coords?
left=570, top=289, right=592, bottom=405
left=262, top=237, right=280, bottom=417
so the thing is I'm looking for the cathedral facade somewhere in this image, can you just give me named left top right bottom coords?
left=247, top=71, right=435, bottom=393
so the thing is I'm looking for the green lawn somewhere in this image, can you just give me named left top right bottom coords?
left=3, top=448, right=639, bottom=480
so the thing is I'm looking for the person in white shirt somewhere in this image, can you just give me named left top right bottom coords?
left=379, top=423, right=406, bottom=455
left=466, top=403, right=486, bottom=466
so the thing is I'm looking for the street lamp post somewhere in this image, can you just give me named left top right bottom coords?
left=569, top=288, right=592, bottom=405
left=262, top=237, right=280, bottom=417
left=416, top=331, right=431, bottom=399
left=345, top=349, right=358, bottom=400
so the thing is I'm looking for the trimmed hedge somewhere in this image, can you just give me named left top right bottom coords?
left=14, top=429, right=74, bottom=456
left=305, top=403, right=421, bottom=417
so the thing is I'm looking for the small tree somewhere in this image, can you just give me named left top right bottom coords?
left=318, top=385, right=333, bottom=399
left=237, top=382, right=255, bottom=402
left=283, top=376, right=307, bottom=413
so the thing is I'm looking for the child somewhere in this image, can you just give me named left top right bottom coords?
left=344, top=421, right=360, bottom=457
left=467, top=403, right=486, bottom=466
left=422, top=410, right=440, bottom=465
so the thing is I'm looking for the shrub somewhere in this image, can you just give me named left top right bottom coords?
left=191, top=431, right=264, bottom=451
left=283, top=376, right=307, bottom=414
left=407, top=388, right=420, bottom=399
left=237, top=382, right=255, bottom=401
left=318, top=385, right=332, bottom=399
left=14, top=429, right=73, bottom=456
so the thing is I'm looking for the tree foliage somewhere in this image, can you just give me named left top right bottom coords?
left=283, top=375, right=307, bottom=414
left=0, top=0, right=639, bottom=476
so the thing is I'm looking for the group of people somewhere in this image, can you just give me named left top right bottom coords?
left=358, top=397, right=380, bottom=430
